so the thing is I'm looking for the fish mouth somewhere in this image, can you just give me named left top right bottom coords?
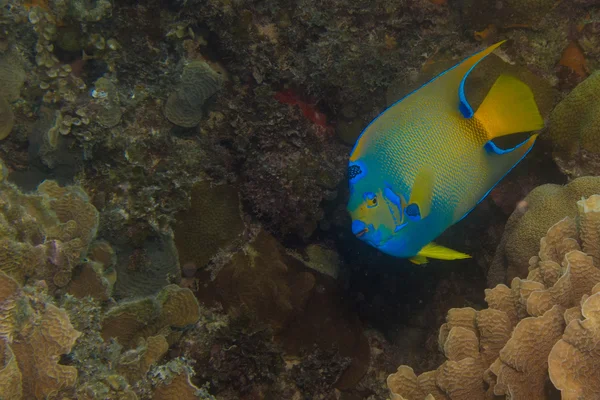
left=355, top=227, right=369, bottom=238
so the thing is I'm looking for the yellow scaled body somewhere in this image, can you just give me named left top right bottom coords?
left=347, top=41, right=543, bottom=263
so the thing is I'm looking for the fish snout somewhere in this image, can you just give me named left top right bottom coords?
left=352, top=220, right=369, bottom=238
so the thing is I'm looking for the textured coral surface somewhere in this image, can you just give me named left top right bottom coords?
left=2, top=0, right=600, bottom=398
left=388, top=195, right=600, bottom=400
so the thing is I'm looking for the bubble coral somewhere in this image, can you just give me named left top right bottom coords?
left=548, top=71, right=600, bottom=178
left=387, top=194, right=600, bottom=400
left=165, top=61, right=224, bottom=128
left=489, top=176, right=600, bottom=286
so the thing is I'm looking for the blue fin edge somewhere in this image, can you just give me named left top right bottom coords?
left=349, top=43, right=499, bottom=157
left=457, top=50, right=500, bottom=118
left=484, top=138, right=530, bottom=155
left=456, top=136, right=537, bottom=223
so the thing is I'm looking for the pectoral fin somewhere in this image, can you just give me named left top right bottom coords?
left=409, top=242, right=471, bottom=265
left=407, top=166, right=435, bottom=220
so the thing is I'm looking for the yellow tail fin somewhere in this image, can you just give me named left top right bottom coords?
left=475, top=74, right=544, bottom=139
left=409, top=242, right=471, bottom=265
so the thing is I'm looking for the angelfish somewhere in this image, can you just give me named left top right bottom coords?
left=347, top=41, right=543, bottom=264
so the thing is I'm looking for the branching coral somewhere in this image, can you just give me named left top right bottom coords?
left=388, top=194, right=600, bottom=400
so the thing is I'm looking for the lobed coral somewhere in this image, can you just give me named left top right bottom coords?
left=0, top=178, right=99, bottom=289
left=0, top=271, right=81, bottom=400
left=101, top=284, right=201, bottom=349
left=489, top=176, right=600, bottom=286
left=61, top=289, right=211, bottom=399
left=387, top=194, right=600, bottom=400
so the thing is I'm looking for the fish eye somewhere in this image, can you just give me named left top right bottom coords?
left=364, top=192, right=378, bottom=208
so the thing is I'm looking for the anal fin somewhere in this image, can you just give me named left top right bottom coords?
left=410, top=242, right=471, bottom=265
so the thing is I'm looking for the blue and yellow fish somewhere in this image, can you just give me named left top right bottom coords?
left=347, top=41, right=543, bottom=264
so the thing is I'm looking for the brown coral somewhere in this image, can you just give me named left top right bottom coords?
left=0, top=179, right=100, bottom=290
left=101, top=284, right=200, bottom=349
left=0, top=271, right=81, bottom=399
left=548, top=72, right=600, bottom=178
left=388, top=193, right=600, bottom=400
left=164, top=61, right=224, bottom=128
left=548, top=284, right=600, bottom=399
left=174, top=180, right=245, bottom=271
left=152, top=369, right=202, bottom=400
left=489, top=176, right=600, bottom=286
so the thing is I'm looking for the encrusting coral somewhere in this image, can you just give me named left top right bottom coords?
left=165, top=61, right=224, bottom=128
left=174, top=180, right=245, bottom=272
left=387, top=194, right=600, bottom=400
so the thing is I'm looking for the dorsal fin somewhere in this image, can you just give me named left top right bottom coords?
left=456, top=41, right=506, bottom=118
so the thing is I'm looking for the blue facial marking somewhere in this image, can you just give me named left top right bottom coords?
left=348, top=161, right=367, bottom=185
left=352, top=220, right=367, bottom=236
left=405, top=204, right=421, bottom=221
left=384, top=187, right=402, bottom=209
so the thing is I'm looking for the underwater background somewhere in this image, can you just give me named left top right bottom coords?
left=0, top=0, right=600, bottom=399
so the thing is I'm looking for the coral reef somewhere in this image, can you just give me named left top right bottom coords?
left=174, top=180, right=245, bottom=272
left=0, top=96, right=14, bottom=140
left=0, top=179, right=99, bottom=290
left=205, top=229, right=316, bottom=331
left=2, top=0, right=599, bottom=398
left=291, top=346, right=352, bottom=399
left=387, top=194, right=600, bottom=400
left=548, top=72, right=600, bottom=178
left=165, top=61, right=224, bottom=128
left=489, top=176, right=600, bottom=286
left=0, top=271, right=81, bottom=400
left=200, top=84, right=347, bottom=238
left=66, top=240, right=117, bottom=301
left=203, top=317, right=284, bottom=394
left=101, top=284, right=200, bottom=349
left=183, top=0, right=455, bottom=113
left=113, top=235, right=181, bottom=300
